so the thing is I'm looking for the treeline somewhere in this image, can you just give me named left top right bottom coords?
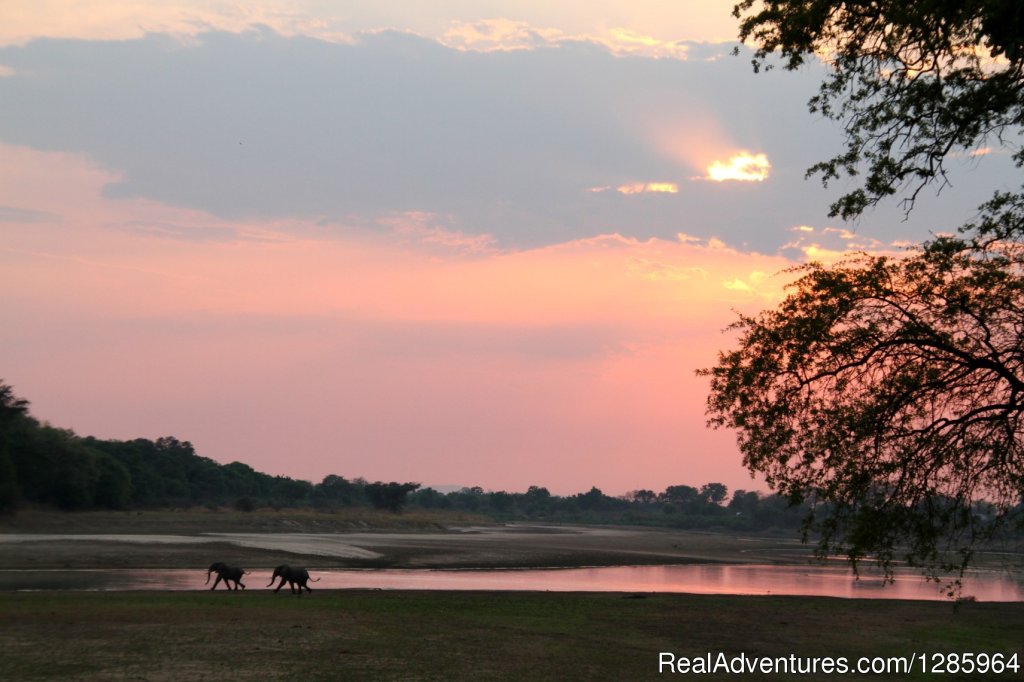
left=0, top=382, right=804, bottom=531
left=407, top=484, right=807, bottom=532
left=0, top=383, right=419, bottom=512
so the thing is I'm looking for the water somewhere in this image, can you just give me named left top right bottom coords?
left=3, top=564, right=1020, bottom=601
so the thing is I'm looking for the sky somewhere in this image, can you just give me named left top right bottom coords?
left=1, top=1, right=1016, bottom=496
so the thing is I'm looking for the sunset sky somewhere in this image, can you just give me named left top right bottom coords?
left=1, top=1, right=1014, bottom=495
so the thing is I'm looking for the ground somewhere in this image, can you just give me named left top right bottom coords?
left=1, top=590, right=1021, bottom=681
left=0, top=508, right=815, bottom=570
left=0, top=508, right=1021, bottom=680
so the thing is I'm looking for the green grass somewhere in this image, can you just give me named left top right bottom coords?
left=0, top=591, right=1020, bottom=681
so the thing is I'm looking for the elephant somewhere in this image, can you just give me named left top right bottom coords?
left=268, top=564, right=320, bottom=595
left=206, top=562, right=247, bottom=591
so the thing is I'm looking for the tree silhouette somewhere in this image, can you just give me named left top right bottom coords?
left=705, top=1, right=1024, bottom=579
left=703, top=222, right=1024, bottom=577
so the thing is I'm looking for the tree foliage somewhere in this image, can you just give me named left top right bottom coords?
left=0, top=381, right=31, bottom=512
left=364, top=481, right=421, bottom=513
left=720, top=0, right=1024, bottom=581
left=405, top=481, right=803, bottom=530
left=702, top=209, right=1024, bottom=576
left=735, top=0, right=1024, bottom=219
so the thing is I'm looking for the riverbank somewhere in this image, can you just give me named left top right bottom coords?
left=0, top=509, right=815, bottom=571
left=1, top=590, right=1021, bottom=681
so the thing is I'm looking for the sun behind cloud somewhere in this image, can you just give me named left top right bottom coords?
left=706, top=151, right=770, bottom=182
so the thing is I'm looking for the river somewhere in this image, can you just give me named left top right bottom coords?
left=3, top=564, right=1021, bottom=600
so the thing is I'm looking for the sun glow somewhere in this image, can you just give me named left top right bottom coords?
left=706, top=152, right=770, bottom=182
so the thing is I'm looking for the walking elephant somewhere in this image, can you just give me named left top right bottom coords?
left=206, top=562, right=247, bottom=590
left=268, top=564, right=320, bottom=595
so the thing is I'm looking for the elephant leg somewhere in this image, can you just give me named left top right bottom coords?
left=211, top=574, right=223, bottom=591
left=274, top=578, right=285, bottom=593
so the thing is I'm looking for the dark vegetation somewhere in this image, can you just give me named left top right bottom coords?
left=0, top=381, right=804, bottom=532
left=710, top=0, right=1024, bottom=579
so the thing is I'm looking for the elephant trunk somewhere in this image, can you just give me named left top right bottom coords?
left=206, top=570, right=213, bottom=584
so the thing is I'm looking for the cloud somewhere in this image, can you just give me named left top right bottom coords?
left=0, top=2, right=743, bottom=53
left=0, top=27, right=878, bottom=252
left=627, top=257, right=707, bottom=281
left=439, top=18, right=564, bottom=53
left=822, top=226, right=857, bottom=240
left=0, top=204, right=60, bottom=223
left=114, top=220, right=251, bottom=243
left=375, top=211, right=499, bottom=255
left=778, top=222, right=910, bottom=264
left=0, top=1, right=353, bottom=46
left=440, top=20, right=702, bottom=61
left=617, top=182, right=679, bottom=195
left=588, top=182, right=680, bottom=195
left=0, top=26, right=1009, bottom=254
left=601, top=28, right=691, bottom=60
left=721, top=270, right=777, bottom=299
left=705, top=151, right=771, bottom=182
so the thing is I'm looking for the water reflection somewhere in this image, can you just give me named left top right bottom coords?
left=2, top=564, right=1020, bottom=601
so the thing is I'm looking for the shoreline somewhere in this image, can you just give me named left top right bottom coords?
left=0, top=523, right=814, bottom=571
left=3, top=510, right=1020, bottom=592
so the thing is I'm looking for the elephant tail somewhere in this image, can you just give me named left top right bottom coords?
left=310, top=577, right=321, bottom=582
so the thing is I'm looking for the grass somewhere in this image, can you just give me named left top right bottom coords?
left=0, top=590, right=1021, bottom=681
left=2, top=510, right=1021, bottom=679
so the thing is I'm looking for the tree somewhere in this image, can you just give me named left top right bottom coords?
left=627, top=489, right=658, bottom=505
left=699, top=482, right=729, bottom=506
left=314, top=474, right=361, bottom=507
left=92, top=451, right=132, bottom=509
left=660, top=485, right=700, bottom=505
left=44, top=427, right=99, bottom=510
left=364, top=481, right=421, bottom=513
left=702, top=222, right=1024, bottom=577
left=523, top=485, right=552, bottom=516
left=575, top=486, right=610, bottom=511
left=0, top=382, right=32, bottom=511
left=735, top=0, right=1024, bottom=220
left=728, top=490, right=761, bottom=517
left=706, top=1, right=1024, bottom=580
left=488, top=490, right=514, bottom=513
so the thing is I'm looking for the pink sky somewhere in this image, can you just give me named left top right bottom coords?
left=1, top=2, right=969, bottom=496
left=1, top=142, right=796, bottom=494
